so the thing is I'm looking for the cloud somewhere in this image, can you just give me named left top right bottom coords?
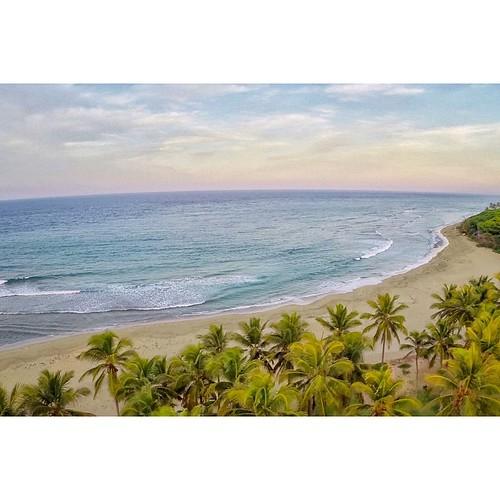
left=394, top=122, right=500, bottom=149
left=1, top=84, right=499, bottom=199
left=325, top=84, right=425, bottom=100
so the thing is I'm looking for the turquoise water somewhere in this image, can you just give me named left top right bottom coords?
left=0, top=190, right=494, bottom=345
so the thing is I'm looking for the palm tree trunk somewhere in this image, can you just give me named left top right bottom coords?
left=415, top=355, right=419, bottom=389
left=109, top=372, right=120, bottom=415
left=308, top=397, right=314, bottom=416
left=381, top=337, right=386, bottom=364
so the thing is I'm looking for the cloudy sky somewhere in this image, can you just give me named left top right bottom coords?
left=1, top=84, right=499, bottom=199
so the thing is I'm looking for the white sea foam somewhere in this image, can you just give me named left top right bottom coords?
left=0, top=289, right=80, bottom=298
left=250, top=225, right=451, bottom=310
left=356, top=239, right=394, bottom=260
left=0, top=299, right=209, bottom=315
left=0, top=274, right=259, bottom=314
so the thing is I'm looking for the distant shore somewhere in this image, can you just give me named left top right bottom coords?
left=0, top=224, right=499, bottom=415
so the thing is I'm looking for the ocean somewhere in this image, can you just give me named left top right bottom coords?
left=0, top=190, right=494, bottom=346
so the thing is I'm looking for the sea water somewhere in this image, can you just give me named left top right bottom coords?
left=0, top=190, right=494, bottom=345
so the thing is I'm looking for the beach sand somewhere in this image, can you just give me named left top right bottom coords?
left=0, top=225, right=499, bottom=415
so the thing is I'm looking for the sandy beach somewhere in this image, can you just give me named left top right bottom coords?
left=0, top=225, right=498, bottom=415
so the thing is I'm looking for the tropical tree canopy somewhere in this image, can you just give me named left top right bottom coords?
left=225, top=369, right=300, bottom=416
left=267, top=312, right=309, bottom=372
left=316, top=304, right=361, bottom=337
left=348, top=366, right=420, bottom=416
left=425, top=321, right=460, bottom=368
left=285, top=333, right=353, bottom=415
left=20, top=370, right=92, bottom=416
left=0, top=384, right=21, bottom=416
left=198, top=324, right=229, bottom=355
left=427, top=345, right=500, bottom=416
left=361, top=293, right=408, bottom=363
left=78, top=330, right=136, bottom=414
left=232, top=317, right=270, bottom=362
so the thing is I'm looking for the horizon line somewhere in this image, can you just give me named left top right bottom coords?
left=0, top=187, right=499, bottom=203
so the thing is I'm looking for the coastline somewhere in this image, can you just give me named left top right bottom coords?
left=0, top=225, right=486, bottom=355
left=0, top=224, right=499, bottom=414
left=0, top=224, right=450, bottom=353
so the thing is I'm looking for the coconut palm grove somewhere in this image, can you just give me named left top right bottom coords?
left=1, top=273, right=499, bottom=417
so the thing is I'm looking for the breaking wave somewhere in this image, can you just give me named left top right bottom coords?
left=0, top=274, right=260, bottom=314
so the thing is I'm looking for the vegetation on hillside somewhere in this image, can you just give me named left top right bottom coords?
left=1, top=273, right=499, bottom=417
left=461, top=208, right=500, bottom=252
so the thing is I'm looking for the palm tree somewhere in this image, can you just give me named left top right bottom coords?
left=117, top=354, right=176, bottom=408
left=121, top=385, right=166, bottom=416
left=425, top=321, right=459, bottom=368
left=401, top=330, right=430, bottom=388
left=0, top=384, right=22, bottom=416
left=431, top=283, right=458, bottom=313
left=206, top=347, right=261, bottom=413
left=77, top=331, right=136, bottom=415
left=431, top=284, right=482, bottom=330
left=348, top=366, right=420, bottom=416
left=225, top=369, right=299, bottom=416
left=340, top=331, right=373, bottom=365
left=233, top=317, right=270, bottom=362
left=316, top=304, right=361, bottom=338
left=466, top=306, right=500, bottom=359
left=267, top=312, right=309, bottom=372
left=469, top=275, right=494, bottom=287
left=168, top=344, right=212, bottom=411
left=468, top=276, right=499, bottom=305
left=427, top=345, right=500, bottom=415
left=285, top=334, right=353, bottom=415
left=207, top=347, right=260, bottom=388
left=361, top=294, right=408, bottom=363
left=198, top=324, right=229, bottom=355
left=340, top=331, right=373, bottom=384
left=20, top=370, right=92, bottom=416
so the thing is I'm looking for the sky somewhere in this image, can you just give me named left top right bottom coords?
left=1, top=84, right=499, bottom=199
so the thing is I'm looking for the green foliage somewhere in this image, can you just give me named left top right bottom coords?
left=462, top=208, right=500, bottom=251
left=168, top=343, right=212, bottom=410
left=2, top=274, right=499, bottom=417
left=117, top=354, right=175, bottom=414
left=425, top=321, right=460, bottom=368
left=285, top=334, right=353, bottom=415
left=198, top=324, right=229, bottom=355
left=348, top=366, right=420, bottom=416
left=232, top=317, right=270, bottom=364
left=466, top=305, right=500, bottom=359
left=316, top=304, right=361, bottom=337
left=225, top=369, right=300, bottom=416
left=431, top=282, right=495, bottom=329
left=361, top=293, right=408, bottom=363
left=401, top=330, right=430, bottom=387
left=0, top=384, right=22, bottom=416
left=340, top=331, right=373, bottom=365
left=77, top=330, right=136, bottom=415
left=426, top=345, right=500, bottom=416
left=20, top=370, right=92, bottom=416
left=205, top=347, right=261, bottom=413
left=267, top=312, right=309, bottom=372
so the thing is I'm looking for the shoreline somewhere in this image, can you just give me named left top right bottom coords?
left=0, top=223, right=451, bottom=353
left=0, top=224, right=499, bottom=414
